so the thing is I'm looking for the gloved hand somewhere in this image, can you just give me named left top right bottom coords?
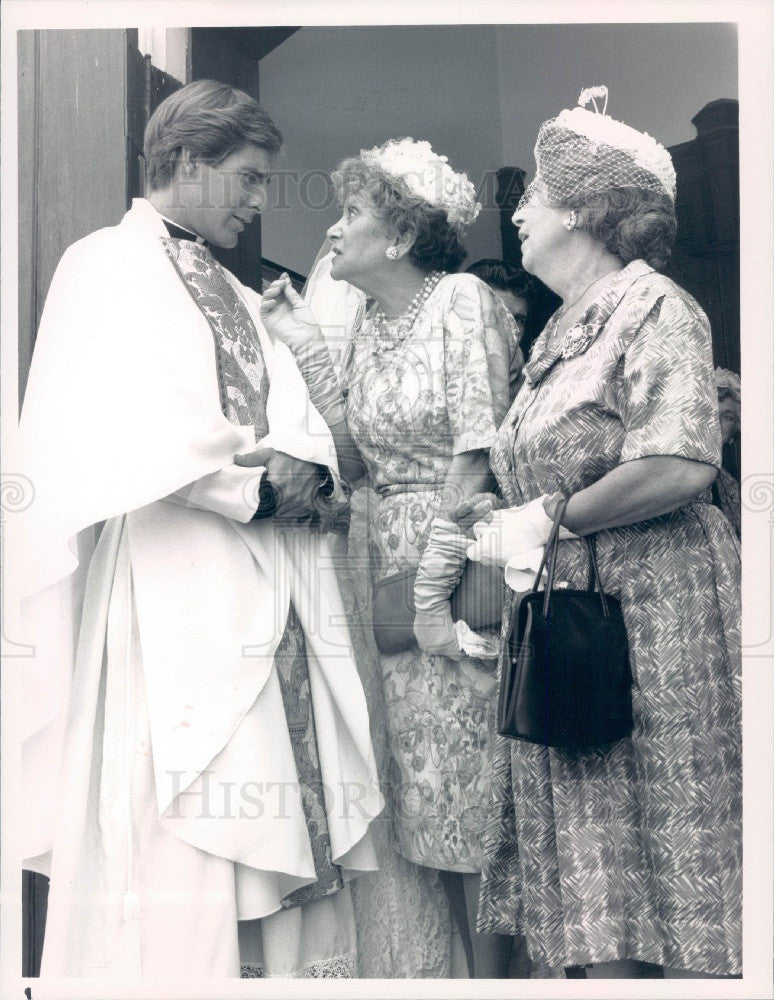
left=413, top=518, right=469, bottom=659
left=260, top=275, right=345, bottom=425
left=466, top=494, right=576, bottom=570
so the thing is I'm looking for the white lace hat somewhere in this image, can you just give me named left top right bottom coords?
left=358, top=137, right=482, bottom=228
left=523, top=86, right=677, bottom=207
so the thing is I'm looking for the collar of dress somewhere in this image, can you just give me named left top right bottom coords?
left=524, top=259, right=654, bottom=386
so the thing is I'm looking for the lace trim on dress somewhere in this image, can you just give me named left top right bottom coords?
left=304, top=952, right=357, bottom=978
left=240, top=952, right=356, bottom=978
left=240, top=962, right=264, bottom=978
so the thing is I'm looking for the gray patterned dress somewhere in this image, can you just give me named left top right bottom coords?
left=345, top=273, right=517, bottom=872
left=477, top=261, right=742, bottom=976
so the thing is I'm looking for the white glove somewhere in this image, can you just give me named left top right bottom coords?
left=261, top=275, right=345, bottom=425
left=503, top=547, right=547, bottom=593
left=466, top=495, right=576, bottom=568
left=413, top=518, right=469, bottom=659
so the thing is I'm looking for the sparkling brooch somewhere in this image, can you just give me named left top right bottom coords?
left=561, top=323, right=598, bottom=360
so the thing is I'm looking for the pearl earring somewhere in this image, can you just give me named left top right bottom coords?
left=564, top=210, right=577, bottom=231
left=385, top=246, right=399, bottom=260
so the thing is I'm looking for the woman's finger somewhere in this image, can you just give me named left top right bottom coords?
left=455, top=492, right=499, bottom=515
left=280, top=276, right=305, bottom=308
left=474, top=509, right=494, bottom=525
left=469, top=500, right=494, bottom=517
left=453, top=501, right=493, bottom=527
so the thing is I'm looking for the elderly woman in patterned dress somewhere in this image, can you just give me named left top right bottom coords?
left=259, top=138, right=523, bottom=977
left=460, top=87, right=742, bottom=979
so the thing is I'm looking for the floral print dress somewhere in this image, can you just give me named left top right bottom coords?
left=344, top=273, right=516, bottom=872
left=477, top=261, right=742, bottom=975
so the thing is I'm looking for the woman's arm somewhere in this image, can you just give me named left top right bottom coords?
left=326, top=417, right=368, bottom=486
left=550, top=290, right=721, bottom=535
left=259, top=277, right=368, bottom=485
left=436, top=449, right=497, bottom=520
left=545, top=455, right=717, bottom=535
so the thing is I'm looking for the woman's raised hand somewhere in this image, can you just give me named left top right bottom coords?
left=259, top=273, right=322, bottom=350
left=450, top=493, right=503, bottom=537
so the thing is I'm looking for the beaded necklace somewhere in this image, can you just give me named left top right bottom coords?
left=366, top=271, right=446, bottom=348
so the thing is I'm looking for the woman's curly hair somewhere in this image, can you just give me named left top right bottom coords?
left=331, top=157, right=467, bottom=273
left=566, top=186, right=677, bottom=270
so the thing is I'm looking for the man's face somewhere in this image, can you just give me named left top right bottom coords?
left=718, top=396, right=740, bottom=446
left=177, top=143, right=272, bottom=248
left=492, top=289, right=529, bottom=336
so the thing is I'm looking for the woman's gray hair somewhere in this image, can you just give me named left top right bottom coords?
left=715, top=367, right=741, bottom=412
left=569, top=187, right=677, bottom=270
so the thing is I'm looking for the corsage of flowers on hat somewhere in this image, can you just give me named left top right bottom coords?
left=360, top=137, right=482, bottom=229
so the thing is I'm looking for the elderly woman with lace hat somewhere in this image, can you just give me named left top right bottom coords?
left=455, top=87, right=741, bottom=979
left=259, top=138, right=522, bottom=977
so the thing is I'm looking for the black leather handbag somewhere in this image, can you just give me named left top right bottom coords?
left=497, top=500, right=634, bottom=750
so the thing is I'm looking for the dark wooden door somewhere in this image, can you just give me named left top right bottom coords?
left=665, top=99, right=740, bottom=375
left=18, top=29, right=135, bottom=409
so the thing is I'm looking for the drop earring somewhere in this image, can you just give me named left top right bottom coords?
left=564, top=210, right=577, bottom=232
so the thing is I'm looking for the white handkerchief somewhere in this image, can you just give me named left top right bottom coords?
left=453, top=620, right=501, bottom=659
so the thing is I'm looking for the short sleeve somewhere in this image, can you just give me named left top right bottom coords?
left=619, top=290, right=721, bottom=467
left=442, top=276, right=518, bottom=455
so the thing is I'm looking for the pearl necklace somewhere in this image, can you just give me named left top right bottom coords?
left=369, top=271, right=445, bottom=342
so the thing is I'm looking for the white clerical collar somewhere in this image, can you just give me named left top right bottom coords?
left=158, top=212, right=207, bottom=245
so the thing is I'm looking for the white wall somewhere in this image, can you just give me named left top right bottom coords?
left=138, top=27, right=189, bottom=82
left=259, top=22, right=738, bottom=277
left=259, top=25, right=505, bottom=276
left=495, top=22, right=738, bottom=174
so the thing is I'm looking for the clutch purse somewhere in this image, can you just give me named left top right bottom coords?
left=497, top=499, right=633, bottom=750
left=371, top=560, right=505, bottom=656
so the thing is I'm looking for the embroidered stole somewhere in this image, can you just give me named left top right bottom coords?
left=160, top=237, right=344, bottom=906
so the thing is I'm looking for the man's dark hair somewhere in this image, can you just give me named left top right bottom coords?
left=465, top=259, right=533, bottom=301
left=144, top=80, right=283, bottom=191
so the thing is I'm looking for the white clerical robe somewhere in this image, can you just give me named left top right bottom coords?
left=15, top=199, right=382, bottom=977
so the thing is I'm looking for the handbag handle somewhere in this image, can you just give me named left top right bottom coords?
left=530, top=498, right=612, bottom=619
left=529, top=497, right=568, bottom=617
left=585, top=535, right=611, bottom=618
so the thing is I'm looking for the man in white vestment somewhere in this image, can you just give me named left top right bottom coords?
left=18, top=80, right=381, bottom=979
